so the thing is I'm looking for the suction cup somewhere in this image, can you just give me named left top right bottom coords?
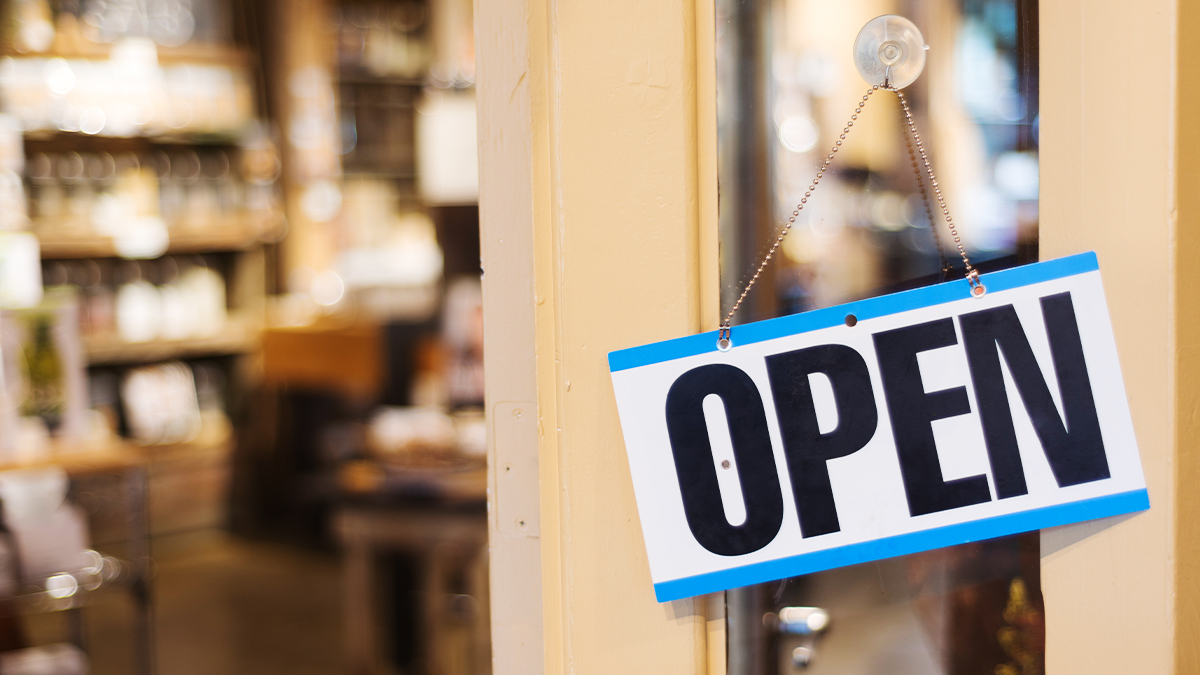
left=853, top=15, right=927, bottom=89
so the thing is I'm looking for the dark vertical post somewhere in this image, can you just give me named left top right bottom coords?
left=717, top=0, right=776, bottom=326
left=720, top=0, right=775, bottom=668
left=1016, top=0, right=1040, bottom=152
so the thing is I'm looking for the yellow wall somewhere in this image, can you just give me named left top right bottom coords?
left=1039, top=0, right=1182, bottom=671
left=1176, top=0, right=1200, bottom=671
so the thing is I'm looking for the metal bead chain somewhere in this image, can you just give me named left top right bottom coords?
left=715, top=85, right=979, bottom=343
left=891, top=87, right=978, bottom=282
left=718, top=86, right=883, bottom=343
left=899, top=103, right=950, bottom=276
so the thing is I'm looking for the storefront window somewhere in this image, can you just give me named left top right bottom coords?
left=716, top=0, right=1043, bottom=672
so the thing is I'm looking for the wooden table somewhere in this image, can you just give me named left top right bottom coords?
left=335, top=462, right=488, bottom=675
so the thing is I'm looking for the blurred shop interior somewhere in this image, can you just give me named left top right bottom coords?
left=0, top=0, right=485, bottom=673
left=716, top=0, right=1042, bottom=673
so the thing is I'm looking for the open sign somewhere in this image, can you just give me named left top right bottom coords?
left=609, top=253, right=1148, bottom=603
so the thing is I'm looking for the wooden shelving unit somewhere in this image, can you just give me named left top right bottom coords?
left=8, top=30, right=272, bottom=560
left=0, top=4, right=284, bottom=670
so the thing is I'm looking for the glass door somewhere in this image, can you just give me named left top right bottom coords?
left=716, top=0, right=1042, bottom=672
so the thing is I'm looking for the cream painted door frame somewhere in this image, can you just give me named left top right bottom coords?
left=476, top=0, right=723, bottom=671
left=479, top=0, right=1196, bottom=671
left=1039, top=0, right=1191, bottom=672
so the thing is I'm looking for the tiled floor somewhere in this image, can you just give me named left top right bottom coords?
left=26, top=530, right=346, bottom=675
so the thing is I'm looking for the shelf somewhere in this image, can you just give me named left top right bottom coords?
left=0, top=419, right=232, bottom=475
left=1, top=42, right=254, bottom=68
left=0, top=439, right=144, bottom=477
left=21, top=129, right=246, bottom=145
left=342, top=168, right=418, bottom=180
left=84, top=314, right=259, bottom=367
left=339, top=460, right=486, bottom=503
left=337, top=69, right=424, bottom=87
left=36, top=217, right=281, bottom=259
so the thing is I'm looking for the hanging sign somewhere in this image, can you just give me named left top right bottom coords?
left=609, top=252, right=1148, bottom=602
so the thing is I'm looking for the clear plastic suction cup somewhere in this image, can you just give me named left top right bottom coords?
left=853, top=15, right=927, bottom=89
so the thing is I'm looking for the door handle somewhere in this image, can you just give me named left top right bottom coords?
left=765, top=606, right=830, bottom=669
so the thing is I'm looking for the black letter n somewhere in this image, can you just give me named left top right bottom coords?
left=960, top=292, right=1110, bottom=499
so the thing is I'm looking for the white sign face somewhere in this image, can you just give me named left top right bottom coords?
left=609, top=253, right=1148, bottom=602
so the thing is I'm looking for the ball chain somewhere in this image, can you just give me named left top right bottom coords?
left=717, top=85, right=982, bottom=351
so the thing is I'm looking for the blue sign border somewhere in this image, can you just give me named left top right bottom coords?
left=605, top=251, right=1151, bottom=602
left=609, top=251, right=1100, bottom=373
left=653, top=488, right=1148, bottom=602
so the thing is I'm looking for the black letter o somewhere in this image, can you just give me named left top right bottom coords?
left=665, top=364, right=784, bottom=556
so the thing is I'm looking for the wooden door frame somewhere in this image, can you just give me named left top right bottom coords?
left=475, top=0, right=723, bottom=671
left=478, top=0, right=1198, bottom=671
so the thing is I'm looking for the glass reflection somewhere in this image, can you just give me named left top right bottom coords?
left=717, top=0, right=1042, bottom=672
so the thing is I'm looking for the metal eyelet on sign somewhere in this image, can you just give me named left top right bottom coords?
left=968, top=270, right=987, bottom=298
left=717, top=324, right=734, bottom=351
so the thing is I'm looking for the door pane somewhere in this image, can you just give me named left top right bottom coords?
left=716, top=0, right=1042, bottom=672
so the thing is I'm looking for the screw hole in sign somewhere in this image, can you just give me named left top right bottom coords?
left=845, top=314, right=858, bottom=327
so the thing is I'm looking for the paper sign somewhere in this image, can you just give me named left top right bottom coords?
left=608, top=252, right=1148, bottom=602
